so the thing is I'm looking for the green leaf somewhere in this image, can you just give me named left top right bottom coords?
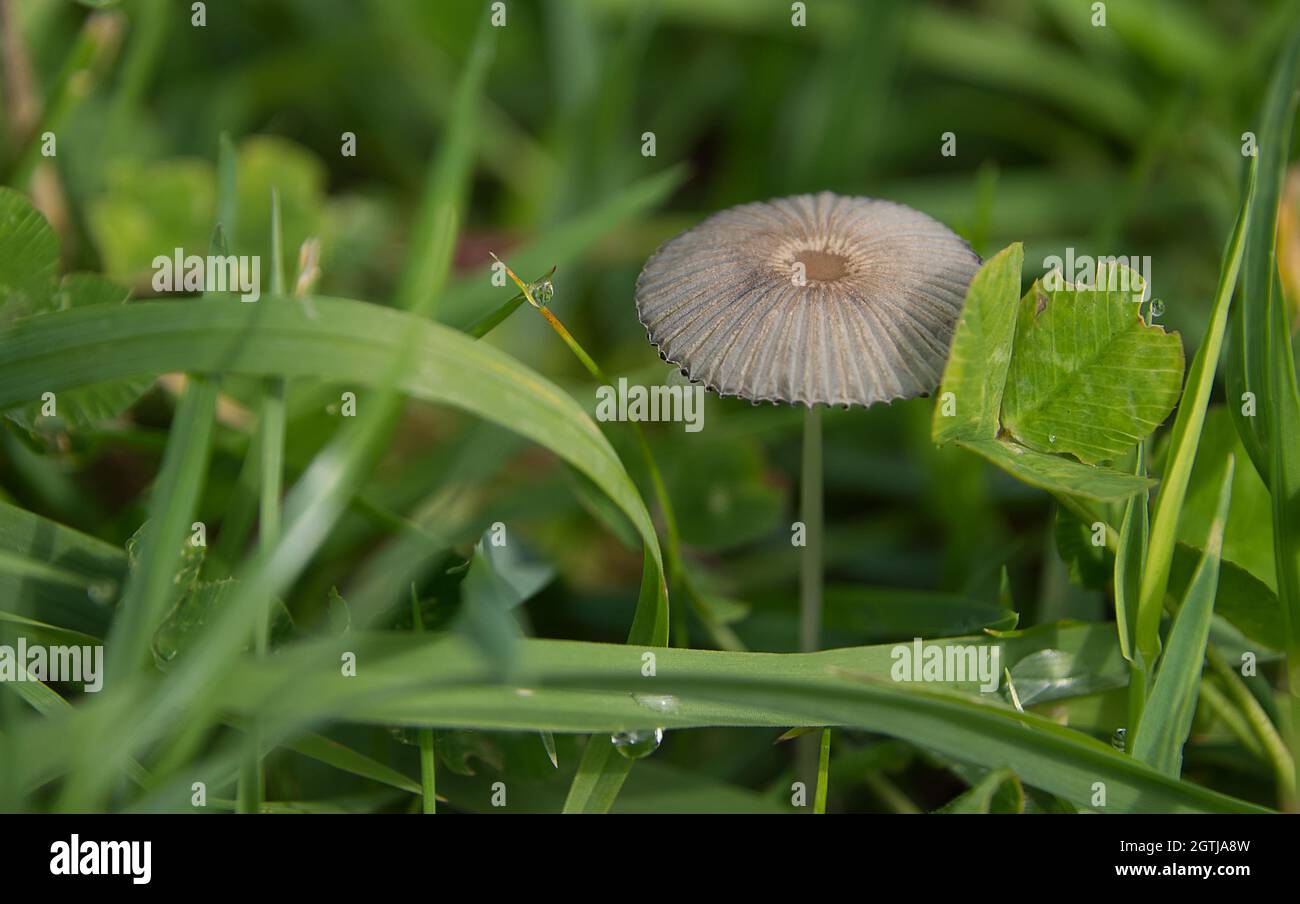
left=1000, top=271, right=1184, bottom=465
left=956, top=437, right=1153, bottom=503
left=1132, top=457, right=1234, bottom=777
left=932, top=242, right=1023, bottom=443
left=0, top=187, right=59, bottom=322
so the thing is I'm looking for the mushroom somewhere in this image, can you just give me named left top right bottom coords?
left=634, top=191, right=980, bottom=653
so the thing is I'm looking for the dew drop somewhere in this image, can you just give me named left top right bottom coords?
left=529, top=278, right=554, bottom=307
left=610, top=727, right=663, bottom=760
left=632, top=693, right=679, bottom=714
left=1111, top=727, right=1127, bottom=751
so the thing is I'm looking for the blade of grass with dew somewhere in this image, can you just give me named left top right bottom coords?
left=198, top=629, right=1267, bottom=814
left=1133, top=158, right=1254, bottom=705
left=1132, top=457, right=1235, bottom=777
left=213, top=622, right=1128, bottom=731
left=0, top=620, right=1171, bottom=809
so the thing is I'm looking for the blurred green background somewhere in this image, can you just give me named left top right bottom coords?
left=2, top=0, right=1292, bottom=811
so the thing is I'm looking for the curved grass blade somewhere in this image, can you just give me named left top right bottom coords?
left=200, top=628, right=1264, bottom=814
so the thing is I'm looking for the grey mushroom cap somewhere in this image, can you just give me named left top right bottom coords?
left=634, top=191, right=981, bottom=408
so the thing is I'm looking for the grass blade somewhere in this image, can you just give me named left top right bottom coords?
left=1131, top=456, right=1234, bottom=776
left=1134, top=158, right=1255, bottom=682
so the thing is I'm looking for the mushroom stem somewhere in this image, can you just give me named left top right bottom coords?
left=799, top=404, right=824, bottom=653
left=798, top=404, right=825, bottom=793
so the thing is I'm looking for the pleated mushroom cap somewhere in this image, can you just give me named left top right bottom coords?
left=634, top=192, right=981, bottom=407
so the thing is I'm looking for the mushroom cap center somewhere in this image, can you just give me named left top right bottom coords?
left=793, top=248, right=849, bottom=283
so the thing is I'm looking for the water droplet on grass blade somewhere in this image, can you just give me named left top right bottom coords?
left=632, top=693, right=679, bottom=714
left=1111, top=728, right=1127, bottom=751
left=529, top=278, right=554, bottom=307
left=610, top=727, right=663, bottom=760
